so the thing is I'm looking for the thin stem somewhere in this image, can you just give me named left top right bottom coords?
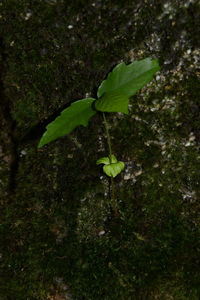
left=110, top=176, right=115, bottom=205
left=102, top=113, right=118, bottom=214
left=102, top=112, right=112, bottom=159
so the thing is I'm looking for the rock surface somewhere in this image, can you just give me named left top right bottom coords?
left=0, top=0, right=200, bottom=299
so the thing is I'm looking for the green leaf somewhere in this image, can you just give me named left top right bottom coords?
left=97, top=58, right=160, bottom=98
left=103, top=161, right=125, bottom=178
left=95, top=92, right=129, bottom=114
left=133, top=232, right=146, bottom=241
left=97, top=155, right=125, bottom=177
left=96, top=155, right=117, bottom=165
left=96, top=157, right=110, bottom=165
left=38, top=98, right=96, bottom=148
left=95, top=58, right=160, bottom=113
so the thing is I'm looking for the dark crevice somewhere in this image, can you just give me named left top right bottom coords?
left=19, top=96, right=99, bottom=145
left=0, top=37, right=19, bottom=194
left=18, top=102, right=72, bottom=145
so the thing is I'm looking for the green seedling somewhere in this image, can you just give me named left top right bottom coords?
left=96, top=154, right=125, bottom=178
left=38, top=58, right=160, bottom=181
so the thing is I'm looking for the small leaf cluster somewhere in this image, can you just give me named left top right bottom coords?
left=38, top=58, right=160, bottom=177
left=96, top=155, right=125, bottom=178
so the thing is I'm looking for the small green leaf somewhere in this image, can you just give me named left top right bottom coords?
left=96, top=157, right=110, bottom=165
left=38, top=98, right=96, bottom=148
left=96, top=155, right=117, bottom=165
left=97, top=155, right=124, bottom=177
left=133, top=232, right=146, bottom=241
left=109, top=155, right=118, bottom=163
left=95, top=58, right=160, bottom=113
left=103, top=161, right=125, bottom=178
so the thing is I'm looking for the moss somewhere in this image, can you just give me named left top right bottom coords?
left=1, top=0, right=200, bottom=299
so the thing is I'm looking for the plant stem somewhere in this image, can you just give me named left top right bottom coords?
left=102, top=113, right=118, bottom=214
left=102, top=112, right=112, bottom=159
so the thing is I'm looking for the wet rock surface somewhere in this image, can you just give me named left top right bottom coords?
left=0, top=0, right=200, bottom=299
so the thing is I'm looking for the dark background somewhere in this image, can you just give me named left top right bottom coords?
left=0, top=0, right=200, bottom=299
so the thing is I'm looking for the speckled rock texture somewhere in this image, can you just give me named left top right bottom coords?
left=0, top=0, right=200, bottom=299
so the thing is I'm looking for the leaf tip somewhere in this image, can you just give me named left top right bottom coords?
left=37, top=136, right=46, bottom=148
left=37, top=141, right=43, bottom=149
